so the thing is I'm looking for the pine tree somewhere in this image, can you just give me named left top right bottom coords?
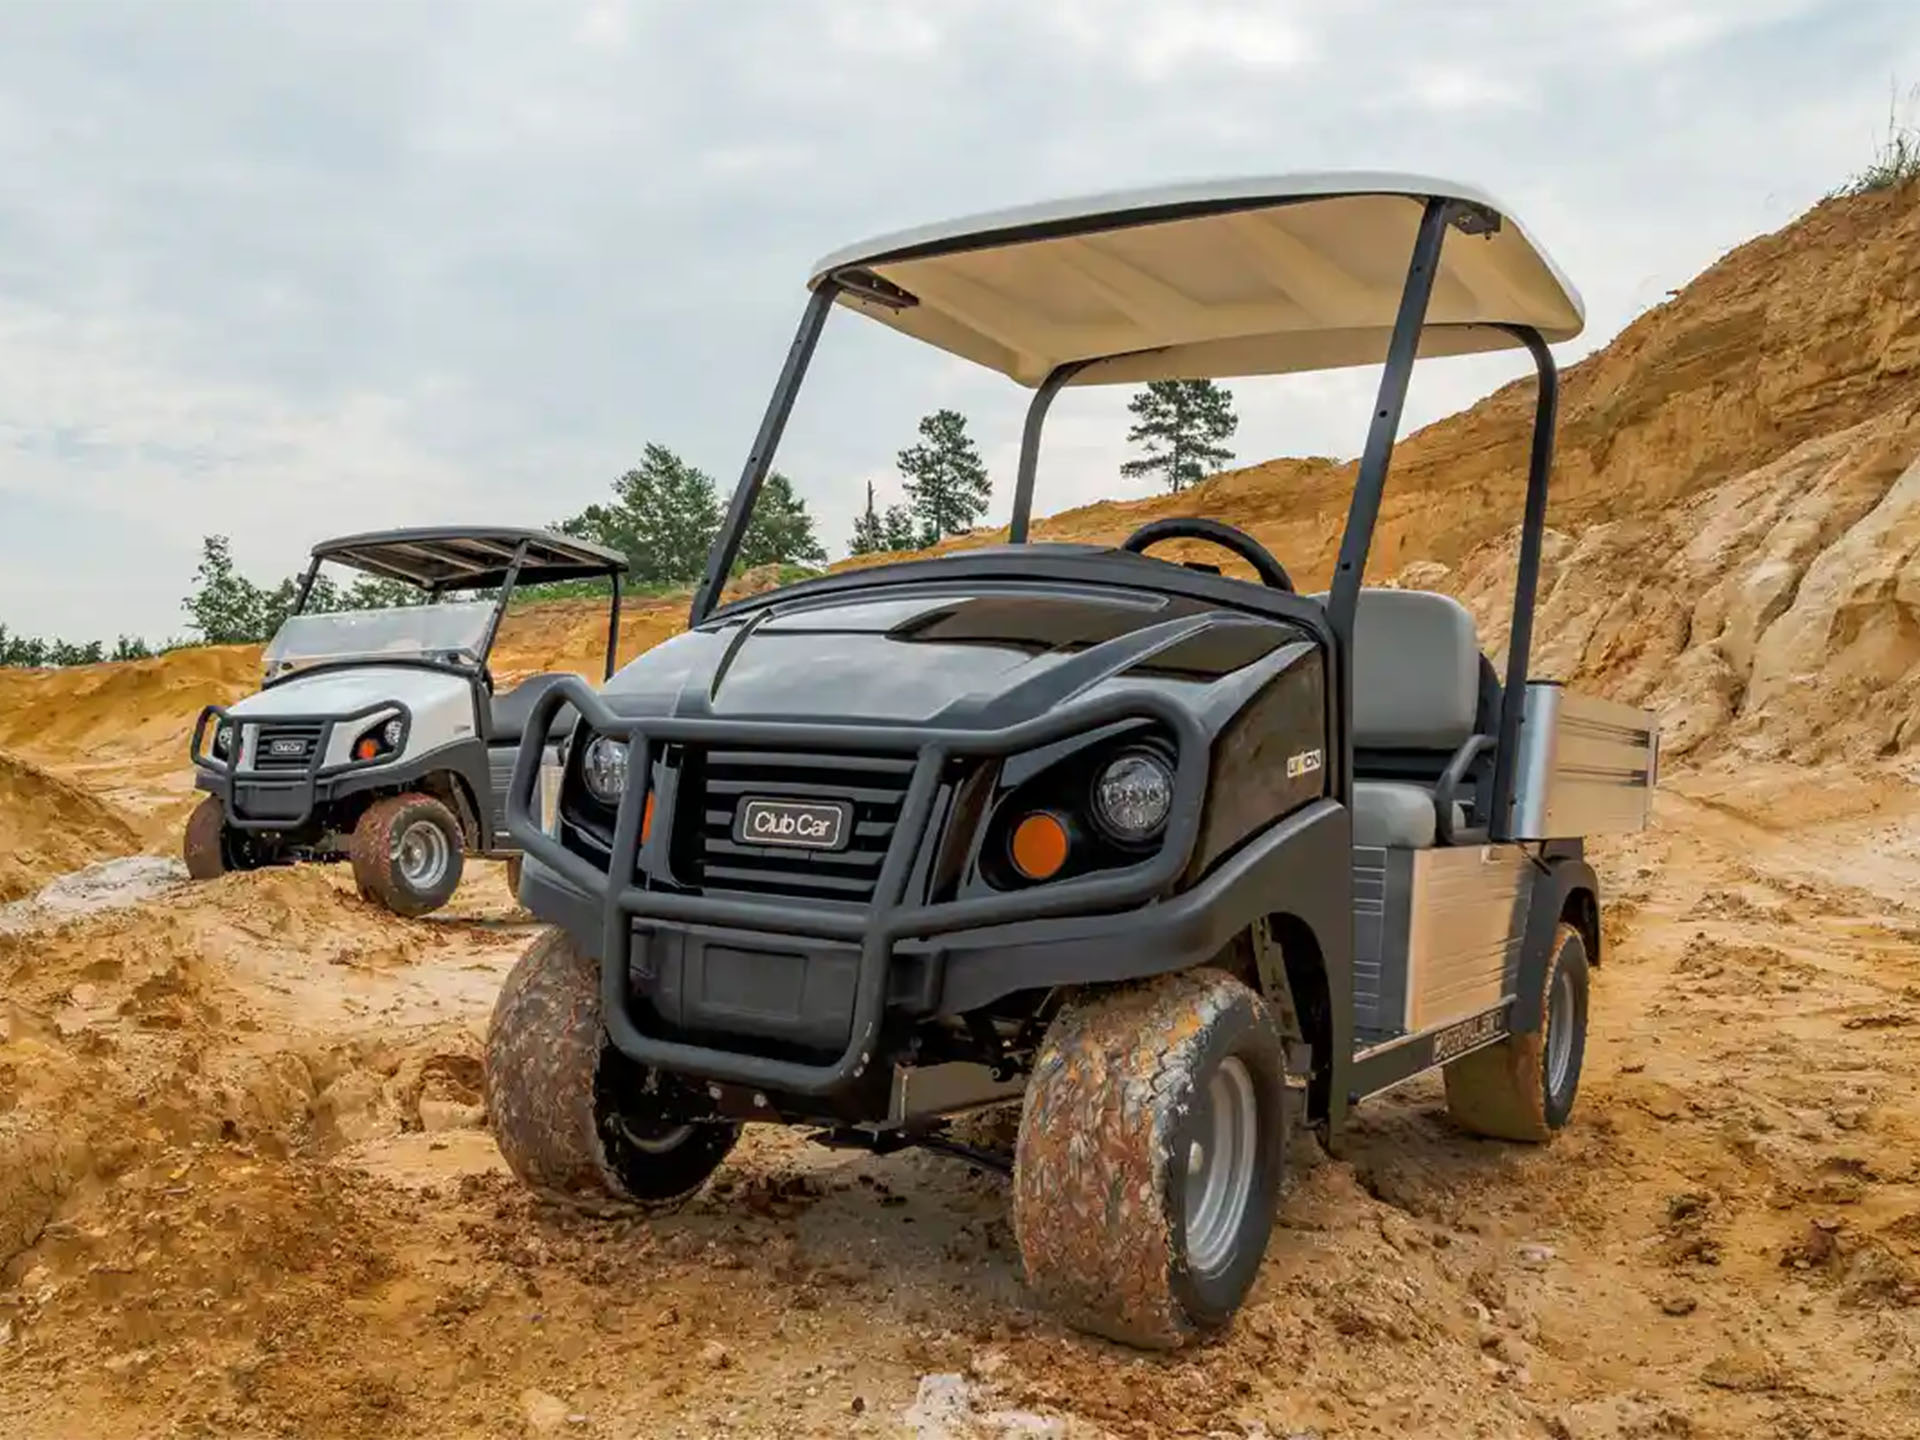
left=897, top=409, right=990, bottom=543
left=736, top=472, right=826, bottom=571
left=556, top=443, right=723, bottom=587
left=849, top=482, right=886, bottom=555
left=881, top=503, right=919, bottom=551
left=182, top=535, right=273, bottom=644
left=1119, top=380, right=1239, bottom=493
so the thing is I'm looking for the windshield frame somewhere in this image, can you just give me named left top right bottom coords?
left=281, top=533, right=628, bottom=683
left=262, top=599, right=502, bottom=683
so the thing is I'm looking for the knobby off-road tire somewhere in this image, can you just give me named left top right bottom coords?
left=349, top=793, right=465, bottom=918
left=485, top=928, right=739, bottom=1213
left=1444, top=922, right=1590, bottom=1141
left=182, top=795, right=231, bottom=881
left=1012, top=968, right=1289, bottom=1350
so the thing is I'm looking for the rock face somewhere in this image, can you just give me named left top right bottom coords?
left=986, top=181, right=1920, bottom=770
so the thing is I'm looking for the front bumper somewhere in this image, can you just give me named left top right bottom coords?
left=189, top=701, right=410, bottom=831
left=507, top=675, right=1325, bottom=1100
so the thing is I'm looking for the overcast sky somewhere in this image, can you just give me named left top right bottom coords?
left=3, top=0, right=1917, bottom=641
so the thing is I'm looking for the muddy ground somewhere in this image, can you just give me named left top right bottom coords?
left=2, top=756, right=1915, bottom=1439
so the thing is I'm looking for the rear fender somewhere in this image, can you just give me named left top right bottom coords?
left=1511, top=856, right=1599, bottom=1034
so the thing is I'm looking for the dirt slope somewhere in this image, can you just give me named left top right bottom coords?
left=2, top=186, right=1919, bottom=1438
left=0, top=753, right=142, bottom=902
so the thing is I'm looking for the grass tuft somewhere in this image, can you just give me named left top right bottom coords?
left=1833, top=83, right=1920, bottom=198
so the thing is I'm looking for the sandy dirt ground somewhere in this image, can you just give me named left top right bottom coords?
left=3, top=184, right=1920, bottom=1438
left=0, top=761, right=1915, bottom=1439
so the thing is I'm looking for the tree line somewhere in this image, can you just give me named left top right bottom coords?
left=3, top=379, right=1237, bottom=666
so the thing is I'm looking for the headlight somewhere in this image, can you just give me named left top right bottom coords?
left=212, top=722, right=233, bottom=757
left=1090, top=749, right=1174, bottom=843
left=382, top=718, right=404, bottom=748
left=581, top=735, right=629, bottom=804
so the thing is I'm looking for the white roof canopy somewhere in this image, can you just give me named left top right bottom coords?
left=808, top=172, right=1584, bottom=388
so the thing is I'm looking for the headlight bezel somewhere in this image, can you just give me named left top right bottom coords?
left=580, top=733, right=631, bottom=805
left=1087, top=745, right=1176, bottom=848
left=349, top=711, right=408, bottom=765
left=981, top=725, right=1180, bottom=890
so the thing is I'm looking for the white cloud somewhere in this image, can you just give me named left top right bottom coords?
left=1, top=0, right=1918, bottom=639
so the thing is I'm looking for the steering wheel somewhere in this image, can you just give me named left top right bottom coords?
left=1119, top=517, right=1294, bottom=591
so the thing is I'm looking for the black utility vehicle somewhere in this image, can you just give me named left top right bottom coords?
left=484, top=174, right=1658, bottom=1347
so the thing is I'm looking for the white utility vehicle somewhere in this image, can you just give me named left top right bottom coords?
left=185, top=526, right=627, bottom=916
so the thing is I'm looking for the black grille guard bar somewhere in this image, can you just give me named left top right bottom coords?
left=504, top=675, right=1210, bottom=1097
left=190, top=700, right=413, bottom=832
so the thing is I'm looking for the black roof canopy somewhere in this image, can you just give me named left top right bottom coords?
left=310, top=526, right=628, bottom=592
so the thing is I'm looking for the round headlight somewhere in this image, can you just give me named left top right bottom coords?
left=1091, top=749, right=1174, bottom=843
left=382, top=718, right=405, bottom=748
left=212, top=722, right=233, bottom=757
left=581, top=735, right=629, bottom=804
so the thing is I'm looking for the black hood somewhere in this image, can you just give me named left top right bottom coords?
left=600, top=582, right=1310, bottom=731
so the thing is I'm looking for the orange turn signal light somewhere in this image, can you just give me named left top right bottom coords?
left=642, top=792, right=656, bottom=843
left=1010, top=811, right=1070, bottom=881
left=353, top=736, right=378, bottom=761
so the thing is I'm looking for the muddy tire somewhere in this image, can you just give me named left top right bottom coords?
left=485, top=928, right=738, bottom=1212
left=182, top=796, right=231, bottom=881
left=1012, top=968, right=1289, bottom=1350
left=1445, top=922, right=1590, bottom=1142
left=349, top=793, right=464, bottom=917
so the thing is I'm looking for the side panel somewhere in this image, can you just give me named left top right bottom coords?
left=1184, top=645, right=1327, bottom=883
left=1349, top=844, right=1408, bottom=1038
left=1405, top=845, right=1534, bottom=1031
left=1510, top=684, right=1659, bottom=839
left=486, top=743, right=564, bottom=853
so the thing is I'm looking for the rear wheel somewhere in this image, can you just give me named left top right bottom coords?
left=350, top=793, right=465, bottom=917
left=1444, top=922, right=1590, bottom=1141
left=1012, top=968, right=1289, bottom=1349
left=485, top=929, right=738, bottom=1211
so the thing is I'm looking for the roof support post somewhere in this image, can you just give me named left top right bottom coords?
left=605, top=572, right=624, bottom=681
left=1487, top=324, right=1557, bottom=842
left=1009, top=359, right=1094, bottom=545
left=290, top=556, right=322, bottom=617
left=1326, top=196, right=1452, bottom=800
left=479, top=540, right=531, bottom=668
left=691, top=280, right=840, bottom=626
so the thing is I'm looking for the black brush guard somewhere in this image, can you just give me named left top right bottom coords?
left=190, top=700, right=412, bottom=831
left=505, top=676, right=1210, bottom=1098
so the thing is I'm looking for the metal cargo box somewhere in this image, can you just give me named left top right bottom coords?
left=1510, top=683, right=1659, bottom=840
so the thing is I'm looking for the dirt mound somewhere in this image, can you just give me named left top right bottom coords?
left=0, top=753, right=142, bottom=903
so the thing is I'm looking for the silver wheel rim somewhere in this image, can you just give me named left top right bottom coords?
left=1182, top=1055, right=1260, bottom=1278
left=395, top=818, right=451, bottom=892
left=1546, top=961, right=1577, bottom=1096
left=618, top=1118, right=694, bottom=1154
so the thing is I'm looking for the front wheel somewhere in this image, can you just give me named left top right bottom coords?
left=182, top=795, right=274, bottom=879
left=349, top=793, right=465, bottom=917
left=1444, top=922, right=1590, bottom=1141
left=1012, top=968, right=1289, bottom=1349
left=485, top=929, right=738, bottom=1211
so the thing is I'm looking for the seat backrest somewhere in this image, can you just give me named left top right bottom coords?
left=1342, top=589, right=1482, bottom=751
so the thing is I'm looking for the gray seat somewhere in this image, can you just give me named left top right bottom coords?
left=489, top=673, right=578, bottom=745
left=1352, top=780, right=1470, bottom=849
left=1336, top=589, right=1485, bottom=849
